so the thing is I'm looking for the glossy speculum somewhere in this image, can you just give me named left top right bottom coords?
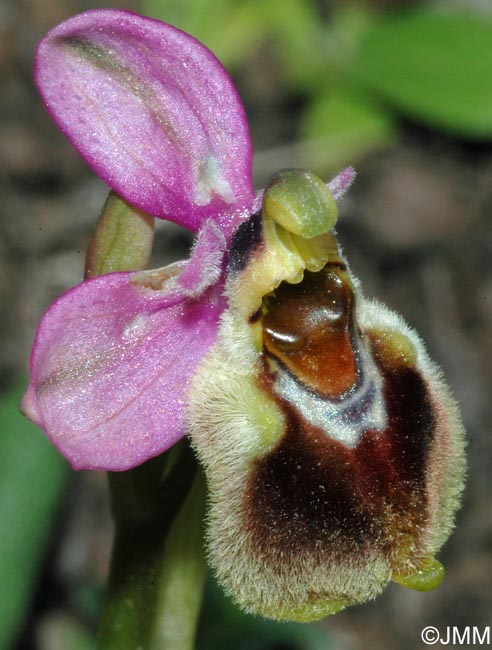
left=261, top=265, right=359, bottom=398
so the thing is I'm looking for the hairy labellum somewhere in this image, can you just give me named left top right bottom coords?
left=188, top=170, right=465, bottom=622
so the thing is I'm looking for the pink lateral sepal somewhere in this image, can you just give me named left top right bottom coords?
left=23, top=271, right=225, bottom=471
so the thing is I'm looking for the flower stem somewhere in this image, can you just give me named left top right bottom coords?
left=150, top=467, right=207, bottom=650
left=97, top=443, right=205, bottom=649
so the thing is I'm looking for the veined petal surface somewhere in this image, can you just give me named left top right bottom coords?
left=35, top=9, right=254, bottom=234
left=22, top=271, right=225, bottom=471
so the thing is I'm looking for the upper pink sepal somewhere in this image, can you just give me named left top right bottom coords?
left=22, top=271, right=225, bottom=471
left=35, top=9, right=254, bottom=232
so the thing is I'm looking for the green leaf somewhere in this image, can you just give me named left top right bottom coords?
left=301, top=89, right=395, bottom=172
left=351, top=8, right=492, bottom=138
left=0, top=383, right=68, bottom=649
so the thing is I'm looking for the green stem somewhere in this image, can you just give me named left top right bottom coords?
left=97, top=514, right=169, bottom=648
left=150, top=468, right=207, bottom=650
left=97, top=444, right=205, bottom=649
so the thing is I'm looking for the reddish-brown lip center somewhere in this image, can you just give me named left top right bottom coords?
left=261, top=266, right=358, bottom=398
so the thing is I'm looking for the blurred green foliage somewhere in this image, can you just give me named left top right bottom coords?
left=0, top=384, right=68, bottom=650
left=143, top=0, right=492, bottom=173
left=350, top=8, right=492, bottom=138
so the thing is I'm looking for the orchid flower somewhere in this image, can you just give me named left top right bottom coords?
left=23, top=9, right=466, bottom=623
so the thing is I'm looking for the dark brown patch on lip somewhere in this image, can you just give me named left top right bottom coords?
left=243, top=349, right=435, bottom=567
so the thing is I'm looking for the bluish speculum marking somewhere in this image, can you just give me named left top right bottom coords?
left=261, top=265, right=387, bottom=447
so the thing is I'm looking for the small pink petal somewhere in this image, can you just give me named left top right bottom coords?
left=35, top=9, right=254, bottom=232
left=24, top=272, right=225, bottom=471
left=327, top=167, right=356, bottom=200
left=177, top=220, right=226, bottom=297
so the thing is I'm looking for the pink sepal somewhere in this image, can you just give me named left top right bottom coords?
left=23, top=270, right=225, bottom=471
left=35, top=9, right=254, bottom=232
